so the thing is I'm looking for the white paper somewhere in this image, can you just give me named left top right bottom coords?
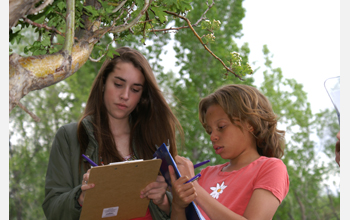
left=102, top=206, right=119, bottom=218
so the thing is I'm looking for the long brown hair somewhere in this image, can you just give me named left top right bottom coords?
left=198, top=84, right=285, bottom=158
left=78, top=47, right=183, bottom=168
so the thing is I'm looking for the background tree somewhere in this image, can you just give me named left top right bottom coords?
left=9, top=0, right=252, bottom=120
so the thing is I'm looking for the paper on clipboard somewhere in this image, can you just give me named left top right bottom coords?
left=153, top=143, right=206, bottom=220
left=80, top=159, right=161, bottom=220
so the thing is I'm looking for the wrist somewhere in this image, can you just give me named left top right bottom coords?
left=155, top=194, right=168, bottom=207
left=78, top=192, right=84, bottom=206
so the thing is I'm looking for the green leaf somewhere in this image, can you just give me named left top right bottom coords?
left=57, top=2, right=66, bottom=11
left=151, top=6, right=167, bottom=23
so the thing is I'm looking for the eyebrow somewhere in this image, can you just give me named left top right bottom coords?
left=114, top=76, right=143, bottom=87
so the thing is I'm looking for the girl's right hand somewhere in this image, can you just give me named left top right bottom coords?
left=78, top=169, right=95, bottom=206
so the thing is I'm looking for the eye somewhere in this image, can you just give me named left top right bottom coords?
left=206, top=129, right=212, bottom=135
left=132, top=88, right=141, bottom=93
left=218, top=125, right=225, bottom=130
left=114, top=83, right=122, bottom=87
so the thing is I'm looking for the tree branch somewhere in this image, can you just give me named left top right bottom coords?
left=150, top=0, right=214, bottom=33
left=17, top=102, right=40, bottom=122
left=89, top=41, right=113, bottom=62
left=110, top=0, right=151, bottom=34
left=28, top=0, right=54, bottom=15
left=112, top=0, right=127, bottom=13
left=164, top=10, right=243, bottom=81
left=63, top=0, right=75, bottom=55
left=22, top=17, right=79, bottom=41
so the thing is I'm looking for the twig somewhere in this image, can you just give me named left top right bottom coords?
left=28, top=0, right=54, bottom=15
left=193, top=0, right=215, bottom=26
left=110, top=0, right=150, bottom=34
left=17, top=102, right=41, bottom=122
left=150, top=0, right=214, bottom=33
left=151, top=26, right=189, bottom=32
left=164, top=10, right=243, bottom=80
left=112, top=0, right=128, bottom=13
left=22, top=17, right=79, bottom=41
left=88, top=41, right=113, bottom=62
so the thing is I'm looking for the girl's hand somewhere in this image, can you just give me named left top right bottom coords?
left=78, top=169, right=95, bottom=206
left=140, top=175, right=168, bottom=206
left=174, top=155, right=195, bottom=178
left=169, top=165, right=197, bottom=209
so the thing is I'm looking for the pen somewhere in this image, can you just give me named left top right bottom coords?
left=193, top=159, right=210, bottom=169
left=185, top=173, right=201, bottom=184
left=82, top=154, right=98, bottom=167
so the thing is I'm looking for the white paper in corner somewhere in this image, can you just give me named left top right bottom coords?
left=108, top=159, right=143, bottom=165
left=102, top=206, right=119, bottom=218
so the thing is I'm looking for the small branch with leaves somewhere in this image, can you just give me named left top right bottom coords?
left=164, top=10, right=244, bottom=81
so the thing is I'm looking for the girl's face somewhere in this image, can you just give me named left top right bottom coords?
left=204, top=104, right=257, bottom=160
left=103, top=62, right=145, bottom=122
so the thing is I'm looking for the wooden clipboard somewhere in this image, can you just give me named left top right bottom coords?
left=80, top=159, right=162, bottom=220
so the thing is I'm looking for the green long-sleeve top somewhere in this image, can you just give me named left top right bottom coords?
left=42, top=117, right=172, bottom=220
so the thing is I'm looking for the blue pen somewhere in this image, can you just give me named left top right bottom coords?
left=193, top=159, right=210, bottom=169
left=185, top=173, right=201, bottom=184
left=82, top=154, right=98, bottom=167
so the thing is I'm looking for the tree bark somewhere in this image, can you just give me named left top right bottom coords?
left=9, top=0, right=38, bottom=29
left=9, top=41, right=94, bottom=112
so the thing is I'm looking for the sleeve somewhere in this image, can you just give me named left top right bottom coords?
left=149, top=191, right=173, bottom=220
left=254, top=159, right=290, bottom=203
left=42, top=125, right=82, bottom=220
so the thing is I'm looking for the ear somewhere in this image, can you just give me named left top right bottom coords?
left=247, top=123, right=254, bottom=132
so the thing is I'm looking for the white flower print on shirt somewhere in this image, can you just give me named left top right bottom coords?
left=210, top=181, right=227, bottom=199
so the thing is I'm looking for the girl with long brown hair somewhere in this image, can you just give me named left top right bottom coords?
left=43, top=47, right=183, bottom=220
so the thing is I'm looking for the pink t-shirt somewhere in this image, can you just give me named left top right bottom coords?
left=197, top=156, right=289, bottom=219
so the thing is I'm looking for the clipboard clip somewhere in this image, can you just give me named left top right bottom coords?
left=155, top=139, right=170, bottom=151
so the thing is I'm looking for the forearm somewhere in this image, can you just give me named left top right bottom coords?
left=42, top=185, right=82, bottom=220
left=171, top=204, right=187, bottom=220
left=193, top=182, right=246, bottom=220
left=155, top=193, right=170, bottom=215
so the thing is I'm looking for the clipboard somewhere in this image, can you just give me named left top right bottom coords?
left=153, top=143, right=206, bottom=220
left=80, top=159, right=162, bottom=220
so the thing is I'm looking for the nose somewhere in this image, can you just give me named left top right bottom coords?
left=120, top=88, right=129, bottom=100
left=210, top=132, right=218, bottom=142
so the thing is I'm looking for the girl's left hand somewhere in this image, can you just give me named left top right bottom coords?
left=175, top=155, right=195, bottom=178
left=140, top=175, right=168, bottom=205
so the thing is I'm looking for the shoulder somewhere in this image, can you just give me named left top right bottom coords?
left=52, top=122, right=79, bottom=149
left=55, top=122, right=78, bottom=138
left=255, top=156, right=287, bottom=170
left=253, top=157, right=289, bottom=203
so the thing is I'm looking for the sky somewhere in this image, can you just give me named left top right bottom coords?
left=236, top=1, right=347, bottom=216
left=236, top=0, right=340, bottom=115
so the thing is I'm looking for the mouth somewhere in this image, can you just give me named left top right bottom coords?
left=116, top=103, right=127, bottom=109
left=213, top=145, right=224, bottom=154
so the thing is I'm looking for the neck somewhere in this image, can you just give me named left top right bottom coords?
left=108, top=116, right=130, bottom=137
left=107, top=116, right=132, bottom=158
left=224, top=147, right=260, bottom=172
